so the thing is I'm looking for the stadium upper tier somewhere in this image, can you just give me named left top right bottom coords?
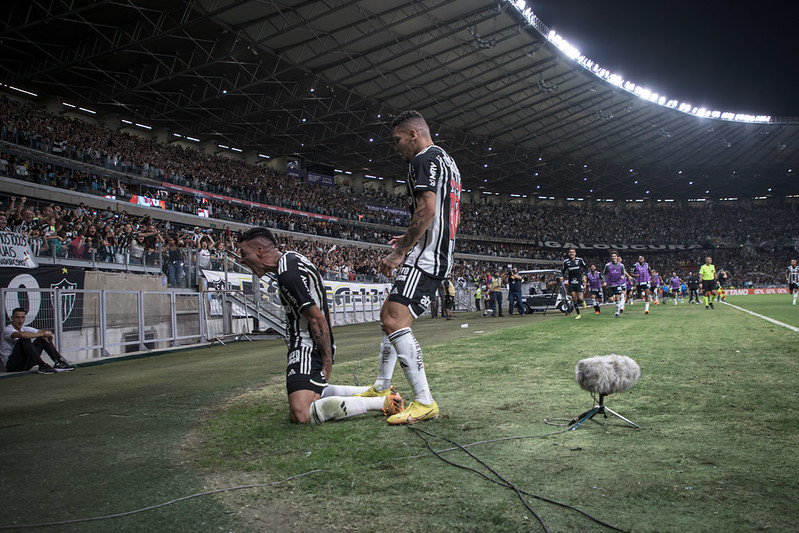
left=0, top=0, right=796, bottom=200
left=3, top=94, right=799, bottom=253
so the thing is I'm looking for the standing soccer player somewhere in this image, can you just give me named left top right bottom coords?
left=586, top=264, right=604, bottom=314
left=630, top=256, right=654, bottom=315
left=359, top=110, right=461, bottom=424
left=238, top=227, right=404, bottom=424
left=699, top=256, right=718, bottom=309
left=603, top=251, right=627, bottom=318
left=787, top=259, right=799, bottom=305
left=562, top=248, right=587, bottom=319
left=669, top=271, right=682, bottom=305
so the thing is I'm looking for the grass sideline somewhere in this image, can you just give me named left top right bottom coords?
left=1, top=295, right=798, bottom=531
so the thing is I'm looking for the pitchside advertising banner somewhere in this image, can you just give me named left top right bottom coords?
left=202, top=270, right=390, bottom=309
left=536, top=240, right=703, bottom=251
left=725, top=288, right=789, bottom=295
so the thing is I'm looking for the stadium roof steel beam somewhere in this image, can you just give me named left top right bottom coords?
left=0, top=0, right=796, bottom=200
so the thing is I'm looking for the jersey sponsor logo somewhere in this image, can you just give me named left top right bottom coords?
left=419, top=294, right=431, bottom=309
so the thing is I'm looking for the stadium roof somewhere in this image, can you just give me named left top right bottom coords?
left=1, top=0, right=797, bottom=200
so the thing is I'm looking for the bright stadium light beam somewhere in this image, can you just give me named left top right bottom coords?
left=511, top=1, right=771, bottom=123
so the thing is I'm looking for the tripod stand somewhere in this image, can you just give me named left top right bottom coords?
left=568, top=393, right=640, bottom=430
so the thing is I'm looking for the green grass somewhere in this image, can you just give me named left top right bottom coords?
left=1, top=296, right=798, bottom=532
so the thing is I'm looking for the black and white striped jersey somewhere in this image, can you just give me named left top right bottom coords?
left=403, top=144, right=461, bottom=279
left=788, top=265, right=799, bottom=284
left=277, top=251, right=335, bottom=364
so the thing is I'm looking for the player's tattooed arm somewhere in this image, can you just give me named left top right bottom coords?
left=304, top=304, right=333, bottom=380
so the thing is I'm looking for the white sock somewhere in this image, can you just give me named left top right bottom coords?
left=322, top=385, right=371, bottom=397
left=309, top=396, right=384, bottom=423
left=373, top=333, right=398, bottom=391
left=645, top=301, right=650, bottom=312
left=389, top=327, right=433, bottom=405
left=793, top=292, right=797, bottom=304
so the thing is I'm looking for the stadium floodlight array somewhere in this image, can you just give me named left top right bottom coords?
left=510, top=1, right=771, bottom=124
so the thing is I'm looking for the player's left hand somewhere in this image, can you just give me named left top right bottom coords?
left=379, top=251, right=402, bottom=277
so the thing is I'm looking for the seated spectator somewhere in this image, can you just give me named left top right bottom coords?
left=1, top=308, right=75, bottom=374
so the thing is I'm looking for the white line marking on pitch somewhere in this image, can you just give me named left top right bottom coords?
left=722, top=301, right=799, bottom=333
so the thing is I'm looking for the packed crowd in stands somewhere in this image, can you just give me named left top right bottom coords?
left=2, top=94, right=798, bottom=287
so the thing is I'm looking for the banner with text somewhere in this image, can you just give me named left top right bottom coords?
left=202, top=270, right=390, bottom=311
left=536, top=240, right=703, bottom=252
left=0, top=231, right=38, bottom=268
left=724, top=288, right=789, bottom=296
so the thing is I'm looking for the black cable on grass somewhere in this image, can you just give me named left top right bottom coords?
left=0, top=470, right=325, bottom=530
left=410, top=426, right=549, bottom=532
left=408, top=426, right=626, bottom=533
left=0, top=425, right=625, bottom=530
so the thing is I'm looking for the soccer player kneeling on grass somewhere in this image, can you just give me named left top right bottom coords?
left=238, top=227, right=404, bottom=424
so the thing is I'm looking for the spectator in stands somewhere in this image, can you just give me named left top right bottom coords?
left=164, top=236, right=185, bottom=286
left=1, top=308, right=75, bottom=374
left=129, top=233, right=145, bottom=265
left=196, top=234, right=215, bottom=271
left=28, top=227, right=48, bottom=256
left=70, top=230, right=87, bottom=259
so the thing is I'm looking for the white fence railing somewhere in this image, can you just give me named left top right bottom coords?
left=2, top=288, right=204, bottom=362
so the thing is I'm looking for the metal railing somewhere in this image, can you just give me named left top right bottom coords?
left=1, top=287, right=204, bottom=361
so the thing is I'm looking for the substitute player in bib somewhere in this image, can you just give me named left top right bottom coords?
left=603, top=251, right=627, bottom=318
left=630, top=256, right=654, bottom=315
left=787, top=259, right=799, bottom=305
left=358, top=110, right=461, bottom=425
left=669, top=272, right=682, bottom=305
left=699, top=256, right=718, bottom=309
left=586, top=264, right=603, bottom=314
left=562, top=248, right=587, bottom=319
left=238, top=227, right=404, bottom=424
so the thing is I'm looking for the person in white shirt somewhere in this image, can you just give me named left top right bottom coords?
left=1, top=308, right=75, bottom=374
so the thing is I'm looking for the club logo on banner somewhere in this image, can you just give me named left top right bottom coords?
left=1, top=267, right=85, bottom=330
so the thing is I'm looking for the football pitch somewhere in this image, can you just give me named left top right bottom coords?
left=1, top=294, right=797, bottom=532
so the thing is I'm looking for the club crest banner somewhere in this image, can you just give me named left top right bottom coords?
left=1, top=266, right=85, bottom=329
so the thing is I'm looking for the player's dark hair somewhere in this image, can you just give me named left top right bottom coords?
left=610, top=250, right=618, bottom=256
left=240, top=226, right=278, bottom=247
left=12, top=307, right=27, bottom=315
left=568, top=247, right=577, bottom=253
left=391, top=110, right=425, bottom=129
